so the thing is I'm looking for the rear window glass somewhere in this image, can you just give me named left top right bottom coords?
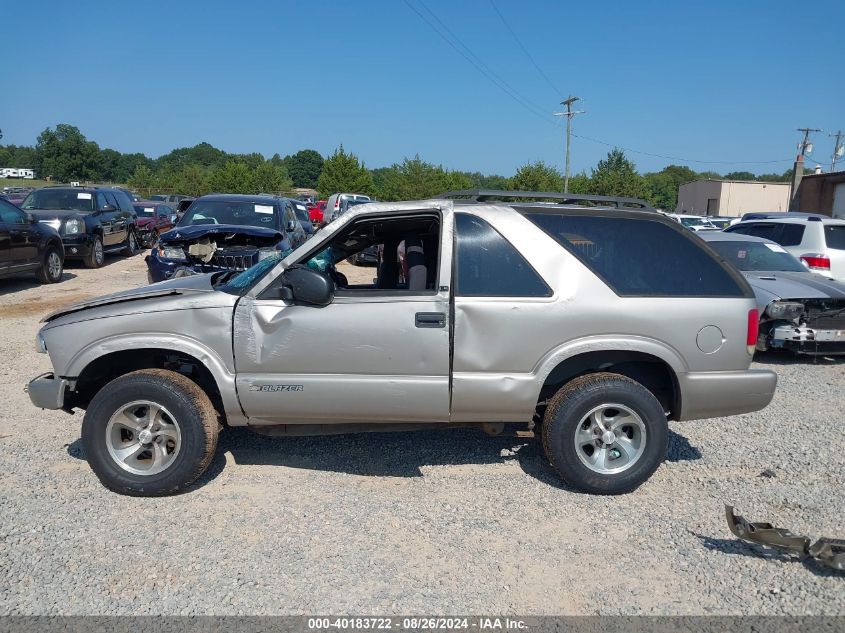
left=455, top=213, right=551, bottom=297
left=824, top=225, right=845, bottom=250
left=525, top=213, right=745, bottom=297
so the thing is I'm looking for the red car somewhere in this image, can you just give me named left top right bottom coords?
left=308, top=200, right=325, bottom=226
left=133, top=202, right=177, bottom=247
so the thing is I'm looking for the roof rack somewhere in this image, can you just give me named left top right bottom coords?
left=435, top=189, right=656, bottom=211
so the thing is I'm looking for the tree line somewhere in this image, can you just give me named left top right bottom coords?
left=0, top=124, right=795, bottom=210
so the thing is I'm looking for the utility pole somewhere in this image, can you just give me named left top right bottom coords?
left=789, top=127, right=821, bottom=211
left=553, top=96, right=585, bottom=193
left=830, top=130, right=844, bottom=172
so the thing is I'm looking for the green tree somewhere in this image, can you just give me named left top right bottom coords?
left=207, top=161, right=256, bottom=194
left=588, top=149, right=648, bottom=198
left=127, top=164, right=157, bottom=191
left=316, top=146, right=374, bottom=198
left=509, top=161, right=563, bottom=191
left=284, top=149, right=324, bottom=189
left=377, top=155, right=460, bottom=201
left=35, top=124, right=102, bottom=182
left=155, top=142, right=227, bottom=171
left=254, top=161, right=293, bottom=194
left=643, top=164, right=699, bottom=210
left=172, top=164, right=210, bottom=196
left=723, top=171, right=757, bottom=181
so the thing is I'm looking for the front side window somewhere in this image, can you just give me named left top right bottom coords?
left=454, top=213, right=551, bottom=297
left=526, top=213, right=745, bottom=297
left=300, top=213, right=441, bottom=292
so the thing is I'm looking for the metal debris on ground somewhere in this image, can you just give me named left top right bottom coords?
left=725, top=505, right=845, bottom=571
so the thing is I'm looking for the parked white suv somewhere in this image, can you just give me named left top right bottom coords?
left=667, top=213, right=719, bottom=232
left=323, top=193, right=371, bottom=223
left=725, top=213, right=845, bottom=281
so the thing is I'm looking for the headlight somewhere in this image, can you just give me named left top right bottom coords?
left=35, top=332, right=47, bottom=354
left=258, top=248, right=279, bottom=261
left=159, top=246, right=187, bottom=261
left=765, top=301, right=804, bottom=320
left=63, top=218, right=84, bottom=235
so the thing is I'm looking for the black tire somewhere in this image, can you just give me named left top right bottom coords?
left=541, top=372, right=668, bottom=495
left=122, top=228, right=139, bottom=256
left=36, top=245, right=63, bottom=284
left=84, top=234, right=105, bottom=268
left=81, top=369, right=219, bottom=496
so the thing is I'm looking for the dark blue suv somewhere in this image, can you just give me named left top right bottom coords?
left=146, top=194, right=308, bottom=283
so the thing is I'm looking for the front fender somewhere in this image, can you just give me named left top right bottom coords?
left=65, top=333, right=247, bottom=425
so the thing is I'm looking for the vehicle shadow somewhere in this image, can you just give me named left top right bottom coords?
left=692, top=532, right=844, bottom=577
left=0, top=272, right=78, bottom=296
left=66, top=427, right=702, bottom=494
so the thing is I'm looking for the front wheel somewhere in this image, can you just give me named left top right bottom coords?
left=122, top=228, right=139, bottom=256
left=542, top=372, right=668, bottom=495
left=36, top=246, right=63, bottom=283
left=81, top=369, right=219, bottom=496
left=84, top=234, right=105, bottom=268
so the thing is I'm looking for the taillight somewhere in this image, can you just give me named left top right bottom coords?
left=747, top=308, right=759, bottom=355
left=800, top=254, right=830, bottom=270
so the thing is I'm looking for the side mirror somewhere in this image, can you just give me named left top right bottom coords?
left=278, top=265, right=333, bottom=306
left=100, top=204, right=117, bottom=212
left=171, top=215, right=178, bottom=223
left=285, top=219, right=297, bottom=232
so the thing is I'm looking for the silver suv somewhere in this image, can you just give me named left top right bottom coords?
left=27, top=190, right=777, bottom=496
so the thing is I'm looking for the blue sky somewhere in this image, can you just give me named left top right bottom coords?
left=3, top=0, right=843, bottom=176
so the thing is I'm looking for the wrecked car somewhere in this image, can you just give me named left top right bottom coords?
left=145, top=194, right=307, bottom=282
left=700, top=232, right=845, bottom=356
left=27, top=190, right=777, bottom=497
left=132, top=202, right=177, bottom=247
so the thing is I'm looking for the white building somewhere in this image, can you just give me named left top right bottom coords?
left=676, top=179, right=790, bottom=217
left=0, top=168, right=35, bottom=179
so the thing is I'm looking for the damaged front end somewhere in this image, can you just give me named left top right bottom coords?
left=760, top=298, right=845, bottom=356
left=725, top=505, right=844, bottom=571
left=147, top=226, right=284, bottom=283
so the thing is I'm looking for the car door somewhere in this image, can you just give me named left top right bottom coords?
left=0, top=203, right=13, bottom=274
left=0, top=200, right=39, bottom=268
left=111, top=191, right=133, bottom=243
left=233, top=208, right=453, bottom=425
left=95, top=192, right=118, bottom=246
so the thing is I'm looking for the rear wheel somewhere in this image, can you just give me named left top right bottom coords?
left=542, top=372, right=668, bottom=495
left=36, top=246, right=63, bottom=283
left=84, top=234, right=104, bottom=268
left=81, top=369, right=219, bottom=496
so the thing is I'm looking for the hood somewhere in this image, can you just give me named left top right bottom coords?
left=42, top=273, right=217, bottom=323
left=160, top=223, right=282, bottom=244
left=136, top=217, right=156, bottom=228
left=744, top=270, right=845, bottom=305
left=27, top=209, right=89, bottom=220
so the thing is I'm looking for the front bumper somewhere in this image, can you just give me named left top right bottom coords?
left=770, top=323, right=845, bottom=356
left=26, top=373, right=68, bottom=410
left=677, top=369, right=777, bottom=421
left=60, top=234, right=94, bottom=259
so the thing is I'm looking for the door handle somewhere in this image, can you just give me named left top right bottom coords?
left=415, top=312, right=446, bottom=328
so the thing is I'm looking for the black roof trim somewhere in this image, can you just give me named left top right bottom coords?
left=435, top=189, right=656, bottom=211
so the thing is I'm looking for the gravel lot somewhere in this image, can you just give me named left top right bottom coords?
left=0, top=253, right=843, bottom=615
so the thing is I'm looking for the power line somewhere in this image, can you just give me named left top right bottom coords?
left=488, top=0, right=562, bottom=98
left=572, top=133, right=793, bottom=165
left=403, top=0, right=553, bottom=125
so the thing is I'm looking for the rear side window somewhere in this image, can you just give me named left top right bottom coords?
left=779, top=224, right=806, bottom=246
left=525, top=213, right=745, bottom=297
left=455, top=213, right=551, bottom=297
left=729, top=222, right=781, bottom=241
left=824, top=225, right=845, bottom=250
